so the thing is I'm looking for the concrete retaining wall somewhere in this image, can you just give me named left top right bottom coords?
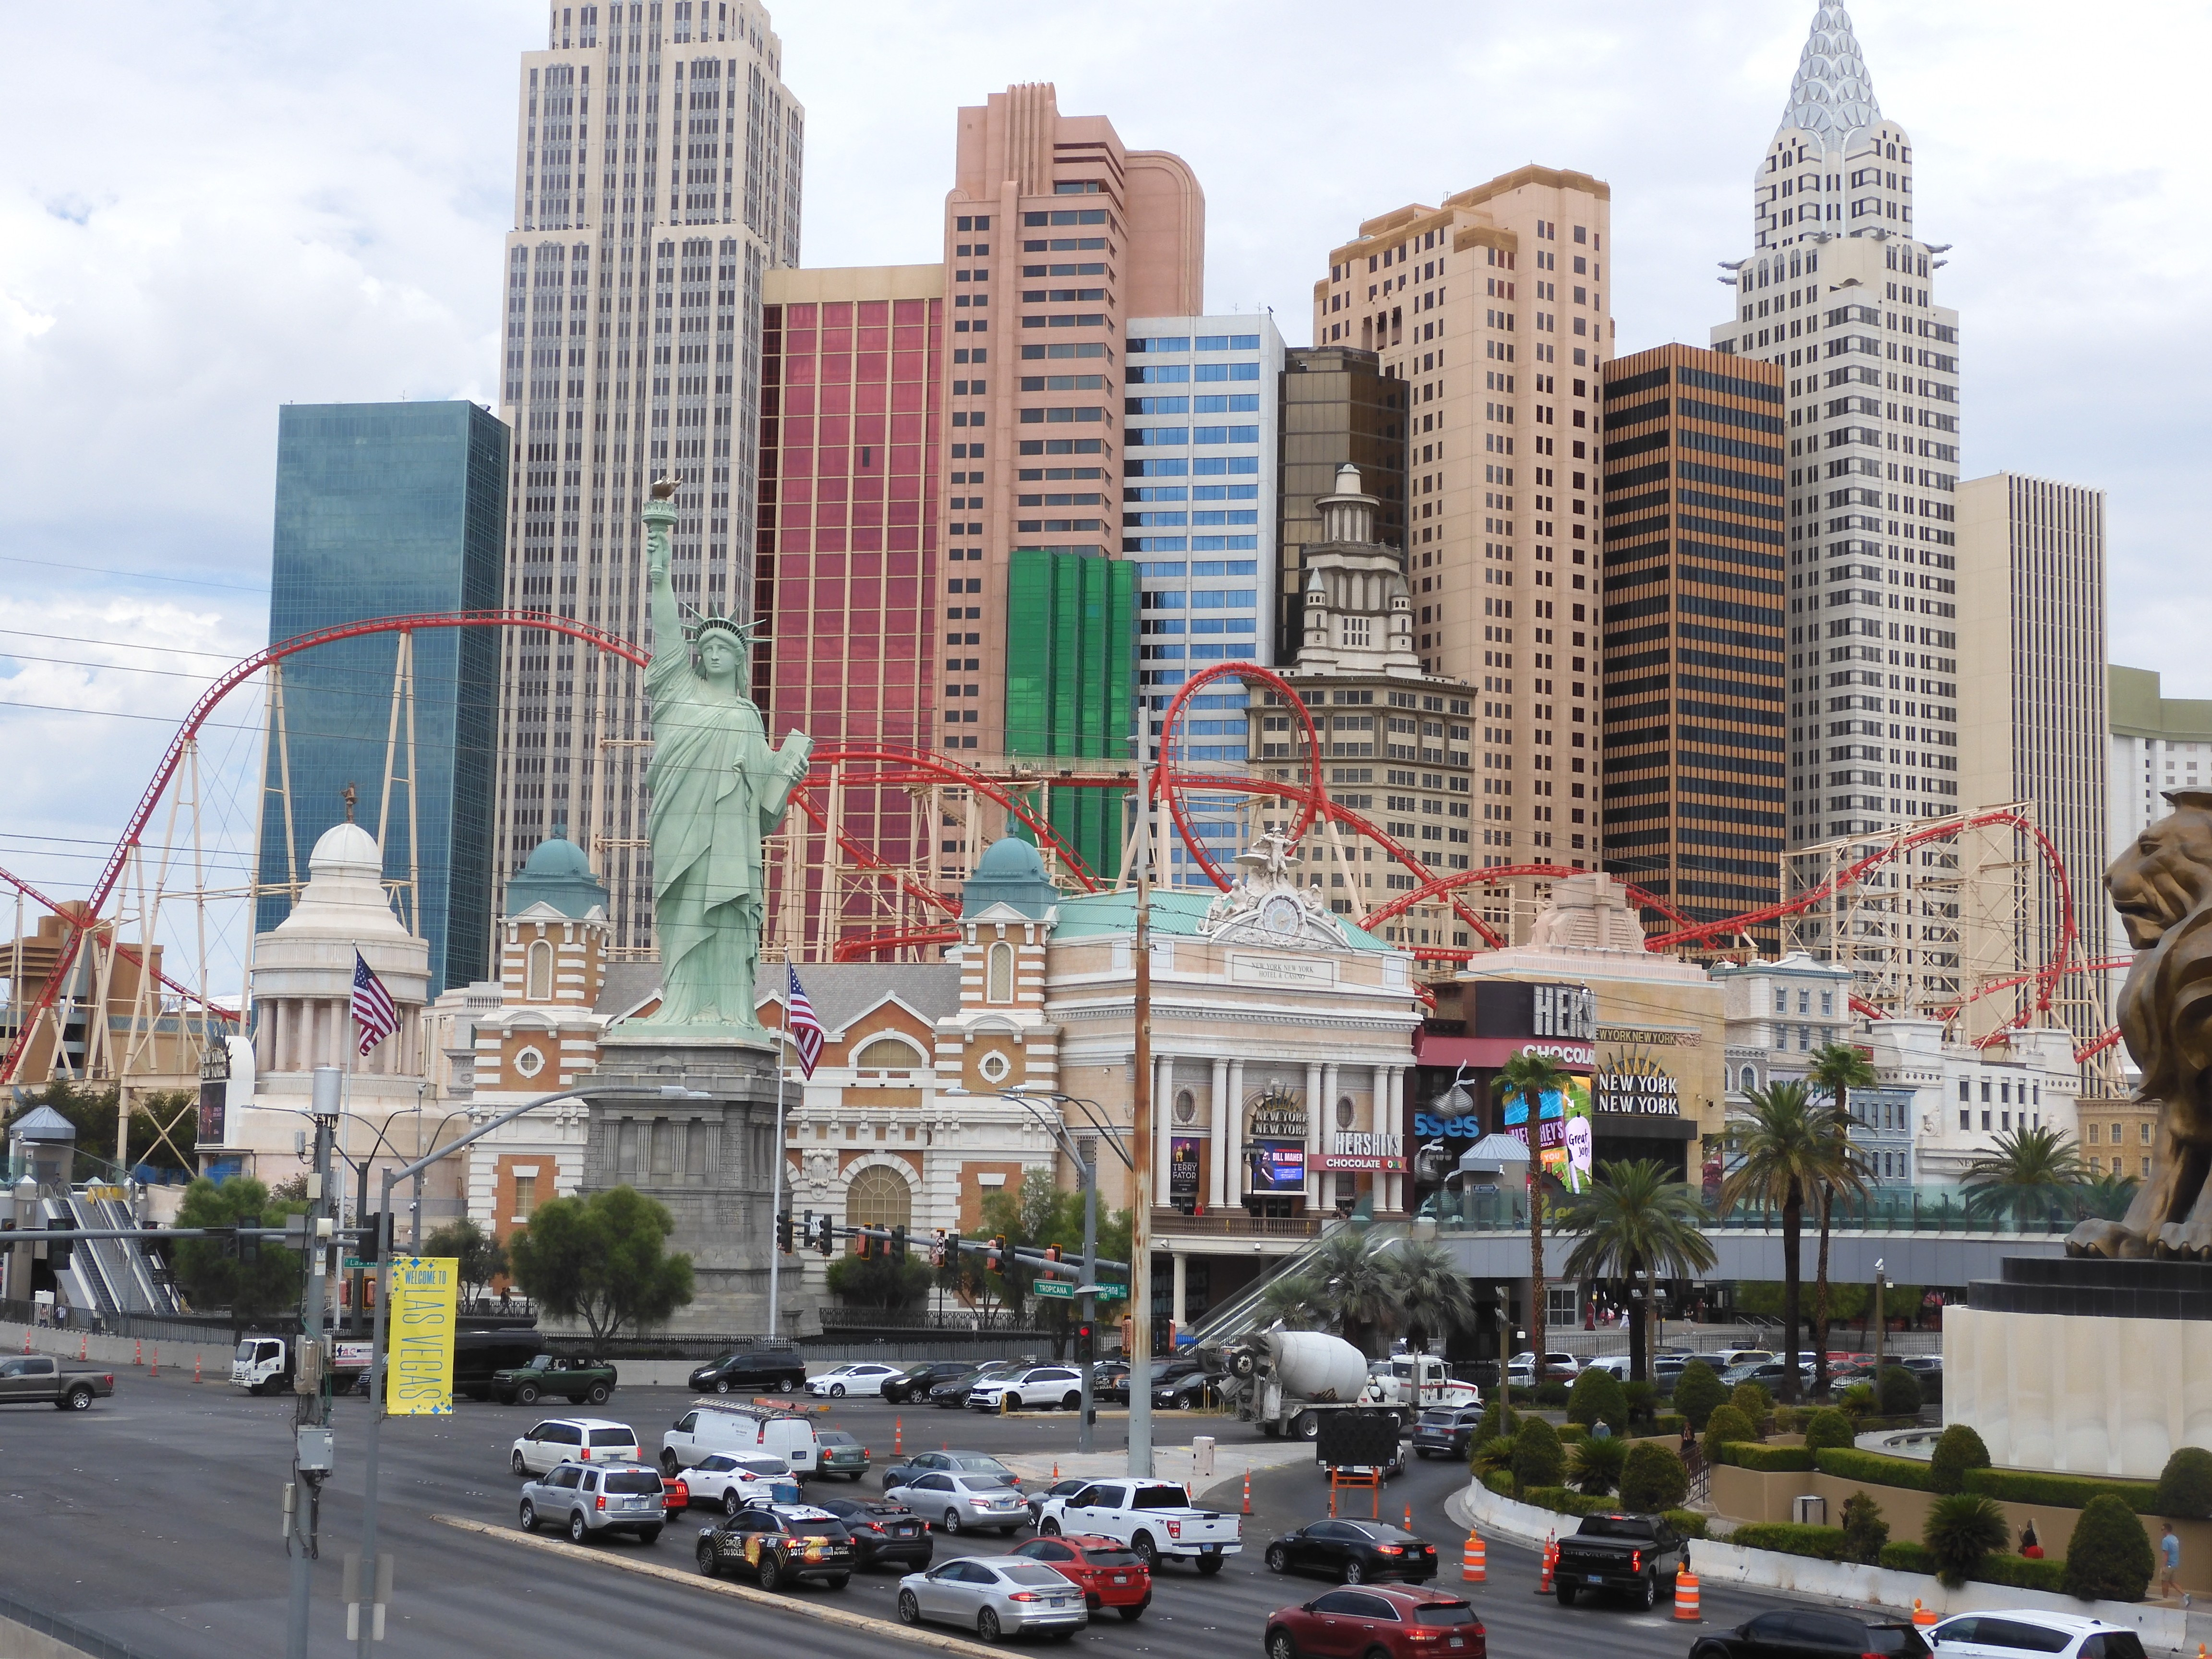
left=1, top=1320, right=232, bottom=1381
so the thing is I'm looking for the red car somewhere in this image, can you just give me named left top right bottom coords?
left=1011, top=1533, right=1151, bottom=1621
left=1264, top=1584, right=1483, bottom=1659
left=662, top=1473, right=690, bottom=1518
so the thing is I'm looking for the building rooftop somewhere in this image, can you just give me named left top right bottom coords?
left=1052, top=886, right=1393, bottom=951
left=1778, top=4, right=1883, bottom=150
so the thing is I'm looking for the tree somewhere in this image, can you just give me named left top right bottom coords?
left=1469, top=1393, right=1517, bottom=1458
left=1255, top=1273, right=1323, bottom=1332
left=1877, top=1365, right=1922, bottom=1416
left=1927, top=1423, right=1991, bottom=1494
left=1511, top=1415, right=1564, bottom=1498
left=2064, top=1495, right=2156, bottom=1601
left=1803, top=1407, right=1856, bottom=1452
left=2156, top=1447, right=2212, bottom=1519
left=1840, top=1491, right=1890, bottom=1564
left=1672, top=1358, right=1728, bottom=1431
left=1568, top=1433, right=1628, bottom=1496
left=422, top=1218, right=508, bottom=1308
left=1701, top=1403, right=1757, bottom=1467
left=825, top=1250, right=933, bottom=1311
left=1555, top=1157, right=1716, bottom=1383
left=1385, top=1240, right=1477, bottom=1360
left=975, top=1168, right=1133, bottom=1358
left=1961, top=1124, right=2085, bottom=1228
left=1804, top=1041, right=1876, bottom=1397
left=1722, top=1081, right=1830, bottom=1403
left=1566, top=1367, right=1628, bottom=1432
left=12, top=1081, right=199, bottom=1177
left=2074, top=1170, right=2140, bottom=1223
left=1491, top=1049, right=1573, bottom=1377
left=171, top=1176, right=310, bottom=1341
left=1619, top=1441, right=1690, bottom=1513
left=1729, top=1380, right=1772, bottom=1432
left=505, top=1186, right=694, bottom=1340
left=1304, top=1226, right=1397, bottom=1355
left=1923, top=1492, right=2009, bottom=1588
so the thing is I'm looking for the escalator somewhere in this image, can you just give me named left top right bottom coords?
left=43, top=1197, right=120, bottom=1321
left=1181, top=1218, right=1411, bottom=1347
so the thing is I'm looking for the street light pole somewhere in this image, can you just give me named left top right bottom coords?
left=1129, top=727, right=1155, bottom=1479
left=284, top=1067, right=339, bottom=1659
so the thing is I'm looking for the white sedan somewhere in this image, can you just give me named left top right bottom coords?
left=682, top=1453, right=800, bottom=1515
left=808, top=1362, right=905, bottom=1399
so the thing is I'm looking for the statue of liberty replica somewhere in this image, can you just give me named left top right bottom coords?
left=630, top=471, right=811, bottom=1041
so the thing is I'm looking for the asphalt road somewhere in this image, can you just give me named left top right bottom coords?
left=0, top=1372, right=1816, bottom=1658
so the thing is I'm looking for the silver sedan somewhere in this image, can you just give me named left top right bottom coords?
left=897, top=1556, right=1088, bottom=1642
left=882, top=1470, right=1030, bottom=1536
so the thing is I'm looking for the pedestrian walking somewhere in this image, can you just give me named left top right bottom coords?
left=2160, top=1522, right=2182, bottom=1600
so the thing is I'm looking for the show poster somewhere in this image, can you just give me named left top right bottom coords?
left=386, top=1256, right=459, bottom=1416
left=1169, top=1137, right=1201, bottom=1201
left=1247, top=1142, right=1307, bottom=1192
left=1500, top=1078, right=1594, bottom=1193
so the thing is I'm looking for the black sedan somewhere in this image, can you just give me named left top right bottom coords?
left=1151, top=1370, right=1215, bottom=1411
left=1689, top=1610, right=1929, bottom=1659
left=806, top=1495, right=935, bottom=1571
left=1024, top=1478, right=1092, bottom=1527
left=1263, top=1519, right=1438, bottom=1585
left=882, top=1362, right=977, bottom=1406
left=927, top=1361, right=1014, bottom=1408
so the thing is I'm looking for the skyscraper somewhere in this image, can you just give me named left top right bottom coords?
left=1313, top=166, right=1616, bottom=935
left=1597, top=345, right=1789, bottom=955
left=937, top=83, right=1204, bottom=761
left=257, top=401, right=508, bottom=998
left=1275, top=346, right=1409, bottom=662
left=1708, top=4, right=1962, bottom=848
left=491, top=0, right=803, bottom=955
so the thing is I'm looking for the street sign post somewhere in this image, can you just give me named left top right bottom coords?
left=1033, top=1278, right=1073, bottom=1299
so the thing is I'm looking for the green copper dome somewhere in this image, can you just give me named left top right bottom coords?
left=962, top=836, right=1061, bottom=920
left=506, top=829, right=608, bottom=919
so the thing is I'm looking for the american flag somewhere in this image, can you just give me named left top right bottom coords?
left=785, top=964, right=824, bottom=1079
left=351, top=950, right=400, bottom=1055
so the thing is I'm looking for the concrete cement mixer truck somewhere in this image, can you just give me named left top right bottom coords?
left=1214, top=1330, right=1407, bottom=1443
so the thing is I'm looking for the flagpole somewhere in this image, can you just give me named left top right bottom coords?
left=768, top=973, right=791, bottom=1342
left=342, top=953, right=358, bottom=1337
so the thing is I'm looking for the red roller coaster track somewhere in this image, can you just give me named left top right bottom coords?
left=0, top=613, right=2123, bottom=1082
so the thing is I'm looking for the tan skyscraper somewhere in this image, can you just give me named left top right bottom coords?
left=1312, top=166, right=1613, bottom=938
left=491, top=0, right=804, bottom=955
left=936, top=84, right=1203, bottom=760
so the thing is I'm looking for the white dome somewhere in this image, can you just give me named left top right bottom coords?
left=269, top=821, right=411, bottom=944
left=308, top=821, right=383, bottom=878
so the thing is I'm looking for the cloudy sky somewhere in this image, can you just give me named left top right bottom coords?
left=0, top=0, right=2204, bottom=994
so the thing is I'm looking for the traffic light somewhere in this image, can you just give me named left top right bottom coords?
left=815, top=1214, right=834, bottom=1256
left=366, top=1211, right=395, bottom=1262
left=47, top=1217, right=73, bottom=1272
left=236, top=1214, right=260, bottom=1266
left=986, top=1234, right=1008, bottom=1274
left=890, top=1225, right=908, bottom=1265
left=944, top=1229, right=962, bottom=1273
left=776, top=1211, right=794, bottom=1254
left=1075, top=1322, right=1094, bottom=1364
left=1043, top=1244, right=1061, bottom=1265
left=855, top=1230, right=874, bottom=1261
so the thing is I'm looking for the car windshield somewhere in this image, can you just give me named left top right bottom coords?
left=818, top=1432, right=855, bottom=1447
left=1576, top=1516, right=1654, bottom=1539
left=1866, top=1627, right=1927, bottom=1656
left=697, top=1456, right=737, bottom=1472
left=958, top=1477, right=1017, bottom=1493
left=235, top=1342, right=258, bottom=1361
left=587, top=1428, right=635, bottom=1447
left=1414, top=1604, right=1478, bottom=1627
left=529, top=1355, right=555, bottom=1369
left=952, top=1456, right=1010, bottom=1473
left=1082, top=1548, right=1142, bottom=1567
left=1419, top=1409, right=1458, bottom=1425
left=603, top=1471, right=662, bottom=1494
left=1000, top=1564, right=1070, bottom=1587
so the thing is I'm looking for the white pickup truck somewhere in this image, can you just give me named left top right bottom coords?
left=1033, top=1479, right=1241, bottom=1573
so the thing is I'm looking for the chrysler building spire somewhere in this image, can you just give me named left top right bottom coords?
left=1779, top=4, right=1883, bottom=149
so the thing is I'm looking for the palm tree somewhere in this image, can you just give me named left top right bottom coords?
left=1307, top=1227, right=1396, bottom=1354
left=1556, top=1158, right=1718, bottom=1384
left=1722, top=1081, right=1830, bottom=1404
left=1255, top=1272, right=1323, bottom=1332
left=1387, top=1241, right=1479, bottom=1376
left=1492, top=1050, right=1572, bottom=1382
left=1804, top=1041, right=1877, bottom=1396
left=1962, top=1125, right=2084, bottom=1228
left=2072, top=1169, right=2140, bottom=1224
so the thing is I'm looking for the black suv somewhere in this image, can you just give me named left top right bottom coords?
left=688, top=1347, right=805, bottom=1395
left=882, top=1362, right=978, bottom=1405
left=694, top=1503, right=855, bottom=1590
left=807, top=1495, right=934, bottom=1571
left=1692, top=1611, right=1930, bottom=1659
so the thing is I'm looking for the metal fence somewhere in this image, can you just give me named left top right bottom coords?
left=0, top=1298, right=234, bottom=1346
left=0, top=1586, right=153, bottom=1659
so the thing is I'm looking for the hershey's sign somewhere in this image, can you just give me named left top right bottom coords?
left=1533, top=983, right=1597, bottom=1041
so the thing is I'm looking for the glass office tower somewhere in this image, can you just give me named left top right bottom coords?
left=256, top=401, right=509, bottom=996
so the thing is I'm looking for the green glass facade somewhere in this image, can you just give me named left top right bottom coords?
left=1003, top=550, right=1137, bottom=880
left=256, top=401, right=509, bottom=996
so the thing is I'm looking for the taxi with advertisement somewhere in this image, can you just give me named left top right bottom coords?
left=693, top=1502, right=856, bottom=1591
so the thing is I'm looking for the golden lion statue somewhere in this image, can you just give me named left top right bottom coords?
left=2070, top=791, right=2212, bottom=1257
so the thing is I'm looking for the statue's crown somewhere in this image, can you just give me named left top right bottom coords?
left=681, top=603, right=767, bottom=647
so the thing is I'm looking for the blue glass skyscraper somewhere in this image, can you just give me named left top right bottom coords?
left=256, top=401, right=508, bottom=997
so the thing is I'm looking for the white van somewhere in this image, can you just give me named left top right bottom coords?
left=233, top=1337, right=289, bottom=1394
left=660, top=1402, right=819, bottom=1479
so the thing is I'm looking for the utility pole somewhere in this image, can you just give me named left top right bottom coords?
left=1128, top=722, right=1155, bottom=1479
left=285, top=1067, right=340, bottom=1659
left=1075, top=1142, right=1098, bottom=1456
left=1872, top=1258, right=1887, bottom=1377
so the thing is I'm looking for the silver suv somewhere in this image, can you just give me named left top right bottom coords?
left=519, top=1459, right=668, bottom=1545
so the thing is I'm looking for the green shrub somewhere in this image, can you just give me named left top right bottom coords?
left=1971, top=1552, right=2069, bottom=1593
left=1962, top=1467, right=2161, bottom=1515
left=1923, top=1492, right=2008, bottom=1589
left=1877, top=1365, right=1923, bottom=1416
left=1770, top=1404, right=1804, bottom=1435
left=1513, top=1416, right=1565, bottom=1496
left=1814, top=1446, right=1940, bottom=1493
left=1840, top=1490, right=1889, bottom=1564
left=1568, top=1433, right=1628, bottom=1496
left=1702, top=1404, right=1758, bottom=1466
left=1927, top=1424, right=1991, bottom=1494
left=1652, top=1412, right=1686, bottom=1438
left=1568, top=1367, right=1629, bottom=1431
left=1623, top=1379, right=1658, bottom=1428
left=1473, top=1432, right=1519, bottom=1482
left=1732, top=1522, right=1857, bottom=1561
left=1469, top=1394, right=1517, bottom=1456
left=1619, top=1441, right=1690, bottom=1513
left=1519, top=1484, right=1612, bottom=1518
left=1555, top=1422, right=1589, bottom=1446
left=2155, top=1446, right=2212, bottom=1520
left=1534, top=1382, right=1572, bottom=1407
left=1803, top=1407, right=1856, bottom=1453
left=1718, top=1443, right=1816, bottom=1473
left=1672, top=1359, right=1728, bottom=1431
left=1481, top=1467, right=1515, bottom=1500
left=1878, top=1539, right=1936, bottom=1574
left=2063, top=1494, right=2155, bottom=1602
left=1837, top=1381, right=1879, bottom=1422
left=1730, top=1380, right=1773, bottom=1426
left=1664, top=1509, right=1709, bottom=1539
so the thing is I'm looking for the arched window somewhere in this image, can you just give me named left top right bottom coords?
left=846, top=1165, right=913, bottom=1232
left=854, top=1037, right=923, bottom=1071
left=526, top=938, right=554, bottom=1001
left=986, top=940, right=1015, bottom=1004
left=1740, top=1066, right=1756, bottom=1093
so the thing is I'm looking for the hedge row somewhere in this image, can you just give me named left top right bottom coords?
left=1815, top=1447, right=1941, bottom=1492
left=1719, top=1443, right=1817, bottom=1474
left=1962, top=1467, right=2163, bottom=1516
left=1729, top=1522, right=1859, bottom=1562
left=1479, top=1468, right=1706, bottom=1537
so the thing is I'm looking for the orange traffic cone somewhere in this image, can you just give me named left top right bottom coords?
left=1404, top=1504, right=1414, bottom=1532
left=1462, top=1528, right=1487, bottom=1584
left=893, top=1418, right=902, bottom=1455
left=1054, top=1462, right=1061, bottom=1481
left=133, top=1339, right=142, bottom=1366
left=1538, top=1531, right=1556, bottom=1595
left=1242, top=1471, right=1251, bottom=1515
left=1912, top=1600, right=1936, bottom=1628
left=78, top=1333, right=86, bottom=1361
left=1673, top=1568, right=1701, bottom=1621
left=21, top=1330, right=29, bottom=1355
left=193, top=1353, right=203, bottom=1385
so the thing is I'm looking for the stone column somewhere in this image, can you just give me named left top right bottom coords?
left=1208, top=1057, right=1230, bottom=1211
left=1154, top=1053, right=1175, bottom=1207
left=1226, top=1058, right=1246, bottom=1207
left=1382, top=1067, right=1405, bottom=1213
left=1320, top=1062, right=1341, bottom=1211
left=1304, top=1060, right=1325, bottom=1211
left=1171, top=1250, right=1188, bottom=1328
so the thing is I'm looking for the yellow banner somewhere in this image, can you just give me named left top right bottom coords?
left=386, top=1256, right=458, bottom=1417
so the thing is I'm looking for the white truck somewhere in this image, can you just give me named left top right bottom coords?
left=1216, top=1329, right=1418, bottom=1440
left=1364, top=1352, right=1481, bottom=1412
left=1033, top=1479, right=1241, bottom=1573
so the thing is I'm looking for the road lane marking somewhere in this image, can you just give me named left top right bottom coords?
left=432, top=1514, right=1010, bottom=1658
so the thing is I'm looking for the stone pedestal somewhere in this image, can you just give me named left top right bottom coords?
left=583, top=1031, right=817, bottom=1335
left=1948, top=1257, right=2212, bottom=1479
